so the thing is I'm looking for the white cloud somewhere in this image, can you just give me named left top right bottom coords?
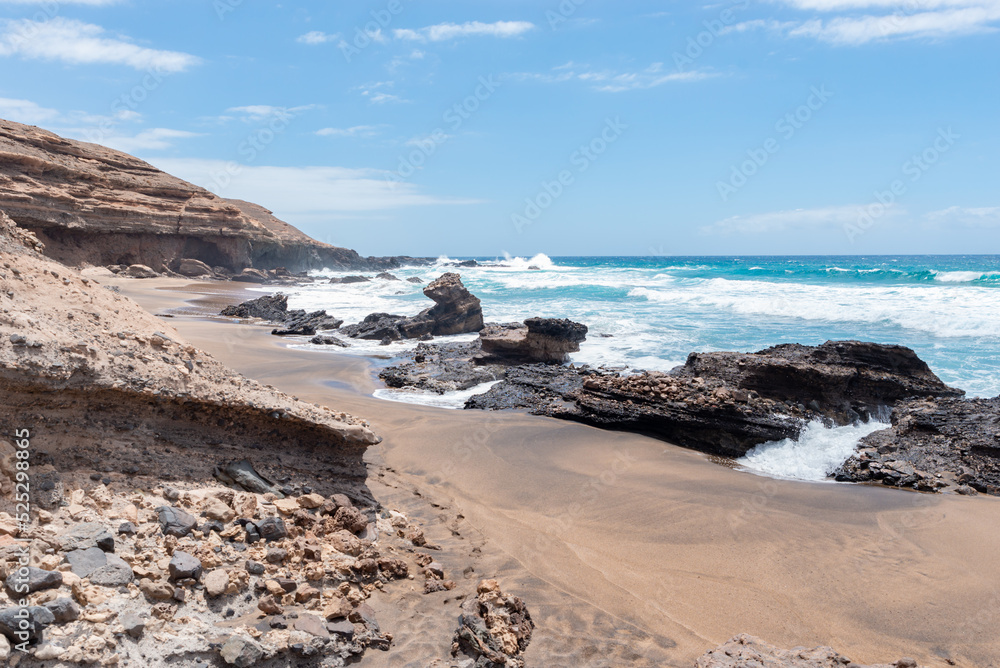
left=64, top=127, right=200, bottom=152
left=704, top=205, right=900, bottom=234
left=394, top=20, right=535, bottom=42
left=354, top=81, right=408, bottom=105
left=316, top=125, right=383, bottom=138
left=734, top=0, right=1000, bottom=43
left=0, top=17, right=199, bottom=71
left=148, top=159, right=484, bottom=216
left=515, top=62, right=714, bottom=92
left=225, top=105, right=317, bottom=122
left=924, top=205, right=1000, bottom=227
left=296, top=30, right=340, bottom=45
left=0, top=97, right=59, bottom=124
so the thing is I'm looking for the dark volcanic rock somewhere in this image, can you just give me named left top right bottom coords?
left=214, top=459, right=283, bottom=497
left=168, top=551, right=203, bottom=581
left=156, top=506, right=198, bottom=537
left=220, top=294, right=342, bottom=336
left=480, top=317, right=588, bottom=363
left=5, top=567, right=63, bottom=596
left=343, top=273, right=483, bottom=341
left=678, top=340, right=963, bottom=421
left=380, top=341, right=505, bottom=393
left=220, top=294, right=289, bottom=321
left=835, top=396, right=1000, bottom=495
left=310, top=334, right=350, bottom=347
left=0, top=605, right=54, bottom=644
left=696, top=634, right=919, bottom=667
left=466, top=340, right=962, bottom=459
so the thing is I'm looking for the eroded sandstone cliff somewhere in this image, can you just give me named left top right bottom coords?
left=0, top=118, right=394, bottom=272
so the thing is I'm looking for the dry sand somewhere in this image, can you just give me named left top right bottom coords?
left=116, top=276, right=1000, bottom=668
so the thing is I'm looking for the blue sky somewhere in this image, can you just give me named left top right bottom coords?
left=0, top=0, right=998, bottom=257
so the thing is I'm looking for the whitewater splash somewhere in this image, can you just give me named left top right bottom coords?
left=737, top=420, right=890, bottom=482
left=373, top=380, right=502, bottom=409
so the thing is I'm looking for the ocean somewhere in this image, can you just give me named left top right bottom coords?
left=249, top=254, right=1000, bottom=481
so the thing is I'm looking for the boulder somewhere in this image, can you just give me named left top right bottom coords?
left=0, top=605, right=54, bottom=643
left=89, top=553, right=134, bottom=586
left=256, top=516, right=288, bottom=542
left=156, top=506, right=198, bottom=537
left=329, top=275, right=370, bottom=284
left=696, top=634, right=920, bottom=668
left=342, top=273, right=483, bottom=341
left=480, top=318, right=588, bottom=363
left=168, top=551, right=203, bottom=582
left=4, top=567, right=62, bottom=596
left=214, top=460, right=283, bottom=497
left=123, top=264, right=158, bottom=278
left=310, top=334, right=350, bottom=347
left=175, top=258, right=214, bottom=277
left=375, top=272, right=399, bottom=281
left=231, top=268, right=269, bottom=283
left=60, top=523, right=115, bottom=553
left=220, top=294, right=289, bottom=321
left=220, top=634, right=264, bottom=667
left=66, top=547, right=108, bottom=578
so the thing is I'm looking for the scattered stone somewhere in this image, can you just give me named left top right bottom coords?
left=4, top=567, right=63, bottom=596
left=257, top=595, right=283, bottom=615
left=0, top=605, right=54, bottom=643
left=204, top=569, right=229, bottom=598
left=90, top=553, right=134, bottom=586
left=66, top=547, right=107, bottom=578
left=220, top=634, right=265, bottom=667
left=118, top=521, right=136, bottom=536
left=245, top=560, right=266, bottom=576
left=43, top=598, right=80, bottom=623
left=215, top=460, right=283, bottom=497
left=168, top=551, right=203, bottom=582
left=156, top=505, right=198, bottom=537
left=123, top=264, right=158, bottom=279
left=265, top=547, right=288, bottom=564
left=59, top=522, right=115, bottom=552
left=257, top=516, right=288, bottom=542
left=695, top=634, right=923, bottom=667
left=120, top=611, right=145, bottom=639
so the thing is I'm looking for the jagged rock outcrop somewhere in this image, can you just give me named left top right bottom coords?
left=462, top=341, right=963, bottom=459
left=0, top=118, right=423, bottom=272
left=480, top=317, right=588, bottom=363
left=342, top=273, right=483, bottom=341
left=696, top=635, right=920, bottom=668
left=835, top=396, right=1000, bottom=495
left=451, top=579, right=534, bottom=668
left=678, top=341, right=963, bottom=422
left=220, top=293, right=343, bottom=336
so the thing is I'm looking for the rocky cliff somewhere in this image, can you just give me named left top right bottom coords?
left=0, top=118, right=406, bottom=273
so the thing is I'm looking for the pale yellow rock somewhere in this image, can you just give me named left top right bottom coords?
left=274, top=498, right=299, bottom=515
left=35, top=644, right=65, bottom=660
left=297, top=493, right=325, bottom=509
left=89, top=485, right=113, bottom=508
left=39, top=554, right=60, bottom=570
left=202, top=496, right=235, bottom=523
left=67, top=504, right=89, bottom=519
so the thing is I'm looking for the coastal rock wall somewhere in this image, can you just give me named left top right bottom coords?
left=0, top=118, right=398, bottom=272
left=0, top=210, right=379, bottom=494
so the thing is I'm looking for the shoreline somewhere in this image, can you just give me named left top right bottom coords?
left=115, top=276, right=1000, bottom=667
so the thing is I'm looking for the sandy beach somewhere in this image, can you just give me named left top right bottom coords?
left=117, top=276, right=1000, bottom=668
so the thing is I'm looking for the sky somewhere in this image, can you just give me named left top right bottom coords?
left=0, top=0, right=998, bottom=258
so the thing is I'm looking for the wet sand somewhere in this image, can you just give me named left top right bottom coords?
left=117, top=276, right=1000, bottom=667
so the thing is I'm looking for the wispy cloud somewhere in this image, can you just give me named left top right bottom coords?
left=731, top=0, right=1000, bottom=44
left=64, top=127, right=201, bottom=152
left=515, top=62, right=714, bottom=92
left=224, top=105, right=317, bottom=122
left=296, top=30, right=340, bottom=45
left=394, top=20, right=535, bottom=42
left=925, top=205, right=1000, bottom=227
left=0, top=17, right=199, bottom=71
left=316, top=125, right=383, bottom=138
left=149, top=159, right=485, bottom=216
left=354, top=81, right=408, bottom=105
left=0, top=97, right=59, bottom=124
left=703, top=205, right=900, bottom=234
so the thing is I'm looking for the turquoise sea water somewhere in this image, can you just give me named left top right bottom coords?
left=270, top=254, right=1000, bottom=399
